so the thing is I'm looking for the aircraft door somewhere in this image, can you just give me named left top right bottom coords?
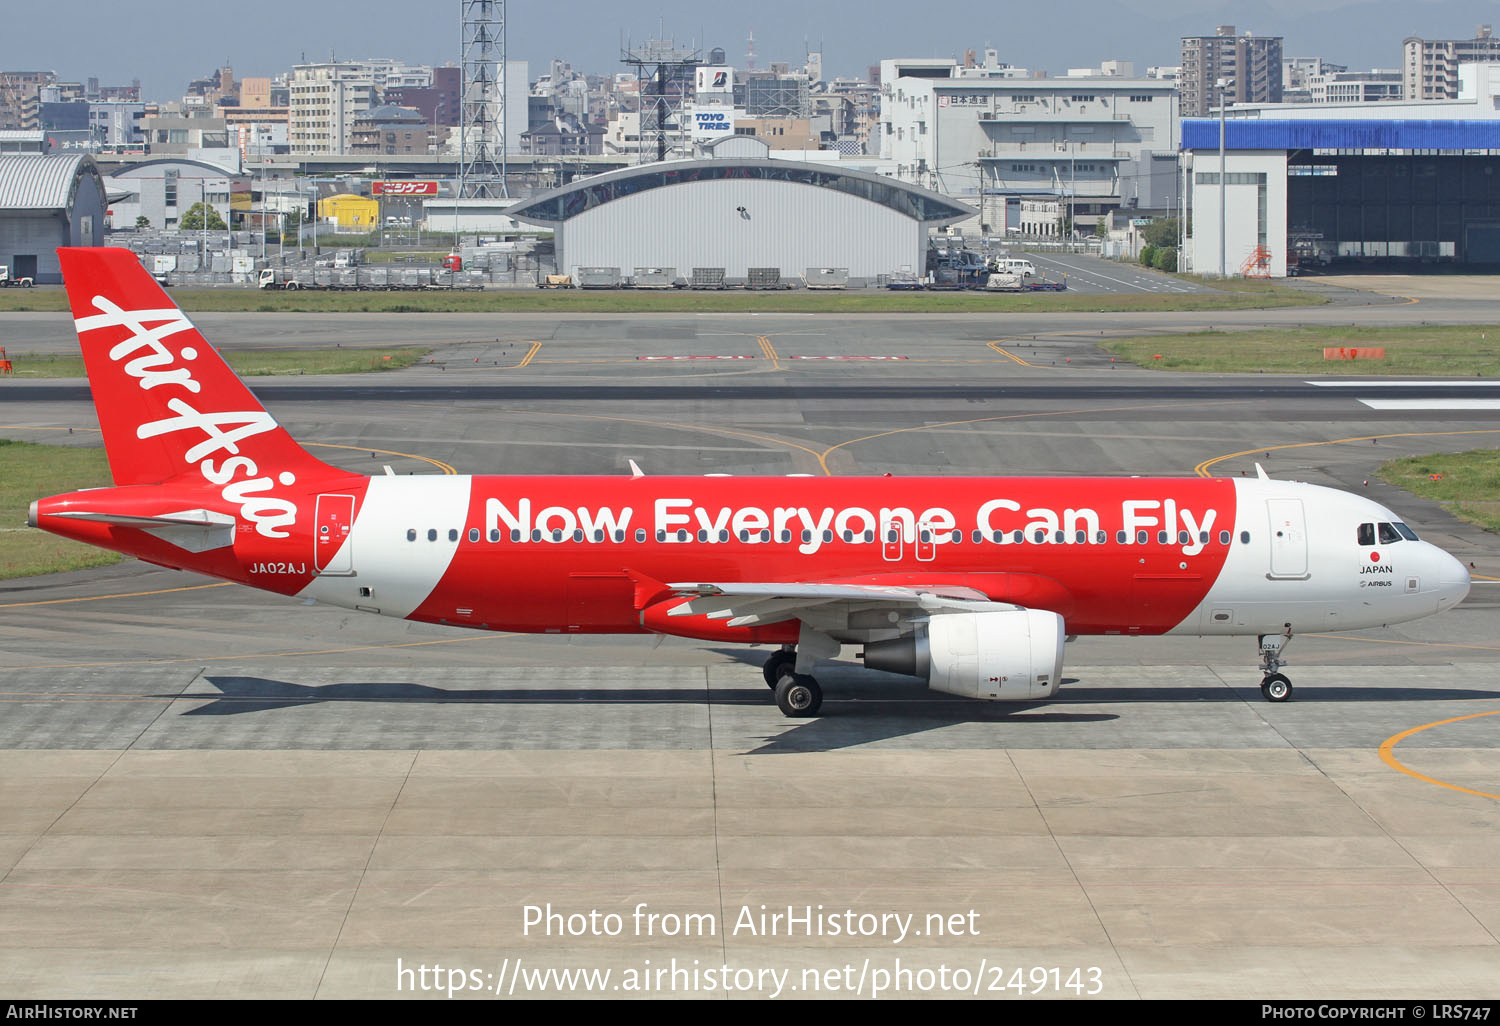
left=1266, top=498, right=1308, bottom=579
left=916, top=520, right=937, bottom=562
left=314, top=494, right=355, bottom=574
left=881, top=515, right=903, bottom=562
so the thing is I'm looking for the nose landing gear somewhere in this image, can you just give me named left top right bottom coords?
left=1258, top=625, right=1294, bottom=702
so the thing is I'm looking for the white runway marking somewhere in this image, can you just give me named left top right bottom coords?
left=1357, top=399, right=1500, bottom=410
left=1306, top=380, right=1500, bottom=387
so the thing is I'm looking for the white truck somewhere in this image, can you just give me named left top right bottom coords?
left=0, top=266, right=36, bottom=288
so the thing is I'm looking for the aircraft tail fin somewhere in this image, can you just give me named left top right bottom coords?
left=58, top=247, right=341, bottom=487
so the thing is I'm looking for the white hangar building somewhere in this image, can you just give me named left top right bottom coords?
left=507, top=157, right=975, bottom=281
left=0, top=153, right=108, bottom=283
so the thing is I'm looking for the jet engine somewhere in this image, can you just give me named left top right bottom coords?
left=861, top=608, right=1065, bottom=700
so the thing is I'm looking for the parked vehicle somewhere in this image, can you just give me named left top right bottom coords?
left=0, top=265, right=35, bottom=288
left=991, top=257, right=1036, bottom=278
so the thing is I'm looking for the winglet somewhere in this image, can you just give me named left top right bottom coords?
left=628, top=459, right=645, bottom=478
left=1255, top=462, right=1271, bottom=481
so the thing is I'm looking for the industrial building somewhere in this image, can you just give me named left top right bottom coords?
left=879, top=57, right=1179, bottom=233
left=1186, top=62, right=1500, bottom=276
left=104, top=158, right=246, bottom=230
left=0, top=152, right=107, bottom=282
left=507, top=157, right=973, bottom=280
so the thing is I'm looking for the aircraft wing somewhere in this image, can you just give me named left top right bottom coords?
left=665, top=580, right=1004, bottom=629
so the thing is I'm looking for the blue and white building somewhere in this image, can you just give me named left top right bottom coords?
left=1186, top=63, right=1500, bottom=275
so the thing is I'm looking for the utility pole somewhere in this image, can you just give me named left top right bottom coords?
left=200, top=178, right=207, bottom=272
left=1217, top=77, right=1230, bottom=277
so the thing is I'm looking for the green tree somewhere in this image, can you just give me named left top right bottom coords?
left=1139, top=244, right=1157, bottom=268
left=179, top=202, right=226, bottom=231
left=1141, top=217, right=1180, bottom=250
left=279, top=207, right=302, bottom=246
left=134, top=215, right=150, bottom=229
left=1153, top=247, right=1178, bottom=272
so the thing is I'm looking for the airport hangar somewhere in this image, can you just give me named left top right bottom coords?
left=506, top=155, right=976, bottom=282
left=0, top=152, right=107, bottom=283
left=1184, top=117, right=1500, bottom=278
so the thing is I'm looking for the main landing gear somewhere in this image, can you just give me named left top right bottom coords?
left=761, top=646, right=822, bottom=717
left=1258, top=625, right=1294, bottom=703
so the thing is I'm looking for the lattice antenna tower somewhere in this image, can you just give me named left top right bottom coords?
left=460, top=0, right=507, bottom=197
left=622, top=36, right=700, bottom=164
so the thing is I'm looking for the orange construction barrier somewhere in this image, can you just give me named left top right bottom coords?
left=1323, top=347, right=1386, bottom=360
left=0, top=346, right=11, bottom=375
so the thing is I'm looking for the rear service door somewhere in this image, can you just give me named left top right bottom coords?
left=314, top=494, right=355, bottom=574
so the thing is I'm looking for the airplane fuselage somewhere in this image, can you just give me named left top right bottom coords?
left=35, top=473, right=1470, bottom=644
left=29, top=247, right=1473, bottom=715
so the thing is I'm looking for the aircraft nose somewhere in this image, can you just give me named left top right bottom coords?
left=1435, top=547, right=1471, bottom=610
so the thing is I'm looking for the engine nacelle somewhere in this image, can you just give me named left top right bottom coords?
left=862, top=608, right=1065, bottom=701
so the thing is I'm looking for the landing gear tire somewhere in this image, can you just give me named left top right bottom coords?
left=1261, top=673, right=1292, bottom=703
left=762, top=650, right=797, bottom=688
left=774, top=673, right=822, bottom=717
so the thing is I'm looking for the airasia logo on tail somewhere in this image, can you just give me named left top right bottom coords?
left=75, top=296, right=299, bottom=538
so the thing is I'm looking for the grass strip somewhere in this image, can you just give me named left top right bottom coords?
left=1103, top=325, right=1500, bottom=376
left=1379, top=449, right=1500, bottom=534
left=1, top=346, right=430, bottom=379
left=0, top=440, right=121, bottom=579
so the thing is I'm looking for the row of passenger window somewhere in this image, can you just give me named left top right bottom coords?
left=405, top=527, right=1251, bottom=545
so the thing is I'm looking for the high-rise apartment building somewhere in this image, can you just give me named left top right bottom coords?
left=1403, top=26, right=1500, bottom=99
left=1180, top=26, right=1283, bottom=116
left=289, top=61, right=378, bottom=155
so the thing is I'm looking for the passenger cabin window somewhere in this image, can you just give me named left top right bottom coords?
left=1357, top=523, right=1376, bottom=547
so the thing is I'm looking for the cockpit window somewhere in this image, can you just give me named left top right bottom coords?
left=1394, top=522, right=1419, bottom=541
left=1357, top=523, right=1375, bottom=547
left=1377, top=522, right=1403, bottom=544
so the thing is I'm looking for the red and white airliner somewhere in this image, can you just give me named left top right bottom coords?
left=29, top=248, right=1471, bottom=715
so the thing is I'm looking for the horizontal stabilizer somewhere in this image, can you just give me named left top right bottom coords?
left=48, top=508, right=236, bottom=529
left=48, top=508, right=236, bottom=553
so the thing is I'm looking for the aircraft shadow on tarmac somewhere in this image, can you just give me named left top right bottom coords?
left=171, top=674, right=1500, bottom=753
left=185, top=673, right=1500, bottom=718
left=184, top=675, right=1118, bottom=753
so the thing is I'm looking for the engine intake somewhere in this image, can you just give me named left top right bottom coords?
left=862, top=608, right=1065, bottom=701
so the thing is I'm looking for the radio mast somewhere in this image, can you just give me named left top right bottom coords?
left=459, top=0, right=507, bottom=197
